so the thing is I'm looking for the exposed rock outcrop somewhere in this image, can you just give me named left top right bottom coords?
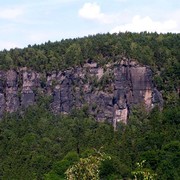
left=0, top=58, right=163, bottom=128
left=6, top=70, right=19, bottom=112
left=21, top=70, right=40, bottom=108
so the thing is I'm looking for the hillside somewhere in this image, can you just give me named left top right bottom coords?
left=0, top=32, right=179, bottom=106
left=0, top=32, right=179, bottom=179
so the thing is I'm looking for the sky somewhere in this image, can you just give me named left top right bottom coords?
left=0, top=0, right=180, bottom=50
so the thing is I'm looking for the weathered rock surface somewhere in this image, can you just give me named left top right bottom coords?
left=0, top=58, right=163, bottom=128
left=6, top=70, right=19, bottom=112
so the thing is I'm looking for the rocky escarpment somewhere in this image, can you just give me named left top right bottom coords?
left=0, top=58, right=163, bottom=128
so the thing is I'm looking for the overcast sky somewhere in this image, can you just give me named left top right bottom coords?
left=0, top=0, right=180, bottom=50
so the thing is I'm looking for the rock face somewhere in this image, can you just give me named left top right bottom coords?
left=0, top=58, right=163, bottom=128
left=21, top=70, right=39, bottom=108
left=6, top=70, right=19, bottom=113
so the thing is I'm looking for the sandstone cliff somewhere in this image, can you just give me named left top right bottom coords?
left=0, top=58, right=163, bottom=128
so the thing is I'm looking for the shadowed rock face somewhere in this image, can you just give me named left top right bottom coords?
left=0, top=58, right=163, bottom=127
left=0, top=71, right=5, bottom=117
left=6, top=70, right=19, bottom=113
left=21, top=70, right=39, bottom=108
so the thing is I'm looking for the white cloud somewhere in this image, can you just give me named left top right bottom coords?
left=111, top=15, right=179, bottom=33
left=0, top=41, right=20, bottom=50
left=0, top=7, right=24, bottom=20
left=79, top=3, right=103, bottom=20
left=78, top=2, right=114, bottom=24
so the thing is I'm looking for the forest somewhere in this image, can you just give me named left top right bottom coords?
left=0, top=32, right=179, bottom=179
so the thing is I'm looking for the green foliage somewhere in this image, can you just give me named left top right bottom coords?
left=132, top=160, right=157, bottom=180
left=65, top=149, right=110, bottom=180
left=0, top=105, right=179, bottom=179
left=45, top=152, right=79, bottom=179
left=64, top=43, right=83, bottom=67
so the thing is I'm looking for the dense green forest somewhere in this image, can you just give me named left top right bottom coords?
left=0, top=32, right=180, bottom=179
left=0, top=103, right=179, bottom=179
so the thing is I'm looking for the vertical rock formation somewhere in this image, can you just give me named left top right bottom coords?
left=0, top=58, right=163, bottom=127
left=6, top=70, right=19, bottom=112
left=21, top=70, right=39, bottom=108
left=112, top=60, right=155, bottom=129
left=0, top=71, right=5, bottom=117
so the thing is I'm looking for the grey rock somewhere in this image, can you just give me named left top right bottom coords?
left=6, top=70, right=17, bottom=88
left=0, top=59, right=162, bottom=129
left=6, top=70, right=19, bottom=112
left=0, top=93, right=5, bottom=117
left=153, top=88, right=163, bottom=107
left=21, top=92, right=35, bottom=108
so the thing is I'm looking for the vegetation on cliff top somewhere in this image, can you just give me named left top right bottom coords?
left=0, top=32, right=179, bottom=72
left=0, top=32, right=179, bottom=105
